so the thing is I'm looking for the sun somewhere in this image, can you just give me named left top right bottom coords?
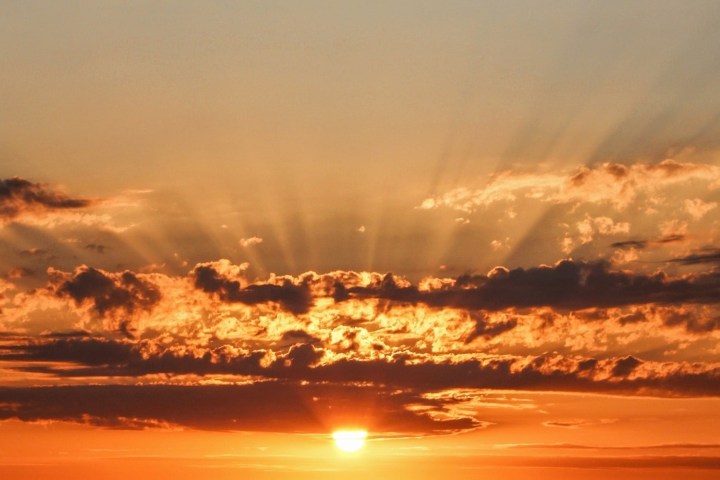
left=332, top=430, right=368, bottom=453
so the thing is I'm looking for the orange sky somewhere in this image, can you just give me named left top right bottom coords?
left=1, top=1, right=720, bottom=478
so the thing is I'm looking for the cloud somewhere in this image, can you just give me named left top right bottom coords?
left=191, top=261, right=312, bottom=314
left=239, top=236, right=263, bottom=247
left=670, top=248, right=720, bottom=265
left=611, top=355, right=642, bottom=377
left=610, top=234, right=686, bottom=254
left=49, top=266, right=162, bottom=336
left=575, top=215, right=630, bottom=244
left=4, top=258, right=720, bottom=357
left=611, top=240, right=649, bottom=250
left=0, top=382, right=480, bottom=435
left=0, top=177, right=93, bottom=224
left=341, top=260, right=720, bottom=312
left=3, top=337, right=719, bottom=398
left=419, top=160, right=720, bottom=213
left=685, top=198, right=717, bottom=220
left=490, top=238, right=510, bottom=251
left=465, top=314, right=518, bottom=343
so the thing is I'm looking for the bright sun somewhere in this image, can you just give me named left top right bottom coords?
left=332, top=430, right=368, bottom=452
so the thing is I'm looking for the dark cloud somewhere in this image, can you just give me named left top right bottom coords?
left=343, top=261, right=720, bottom=311
left=303, top=356, right=719, bottom=397
left=0, top=177, right=92, bottom=221
left=192, top=263, right=313, bottom=314
left=4, top=338, right=718, bottom=397
left=617, top=311, right=646, bottom=325
left=465, top=314, right=518, bottom=343
left=0, top=382, right=479, bottom=434
left=279, top=329, right=322, bottom=346
left=1, top=337, right=312, bottom=377
left=658, top=234, right=686, bottom=244
left=2, top=337, right=135, bottom=366
left=285, top=343, right=324, bottom=368
left=670, top=248, right=720, bottom=265
left=611, top=240, right=649, bottom=250
left=50, top=267, right=161, bottom=336
left=543, top=421, right=585, bottom=428
left=611, top=356, right=642, bottom=377
left=610, top=235, right=685, bottom=250
left=576, top=358, right=598, bottom=371
left=662, top=309, right=720, bottom=333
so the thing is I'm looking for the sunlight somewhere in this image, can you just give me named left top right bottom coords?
left=332, top=430, right=368, bottom=453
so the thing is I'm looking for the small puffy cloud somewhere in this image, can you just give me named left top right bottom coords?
left=491, top=238, right=510, bottom=251
left=576, top=216, right=630, bottom=244
left=239, top=236, right=263, bottom=247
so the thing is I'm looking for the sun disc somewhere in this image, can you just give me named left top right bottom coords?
left=332, top=430, right=367, bottom=452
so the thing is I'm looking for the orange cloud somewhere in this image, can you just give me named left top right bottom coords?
left=419, top=160, right=720, bottom=213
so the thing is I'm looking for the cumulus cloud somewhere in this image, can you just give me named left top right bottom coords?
left=576, top=215, right=630, bottom=245
left=49, top=266, right=162, bottom=336
left=4, top=258, right=720, bottom=352
left=239, top=236, right=263, bottom=247
left=191, top=261, right=312, bottom=314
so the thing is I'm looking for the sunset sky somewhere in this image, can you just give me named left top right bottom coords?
left=2, top=1, right=720, bottom=478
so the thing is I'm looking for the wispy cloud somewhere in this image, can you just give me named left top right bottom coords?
left=0, top=177, right=94, bottom=224
left=419, top=160, right=720, bottom=213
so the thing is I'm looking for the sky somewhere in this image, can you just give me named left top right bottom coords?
left=1, top=1, right=720, bottom=478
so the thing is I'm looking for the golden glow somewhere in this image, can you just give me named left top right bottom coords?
left=332, top=430, right=367, bottom=453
